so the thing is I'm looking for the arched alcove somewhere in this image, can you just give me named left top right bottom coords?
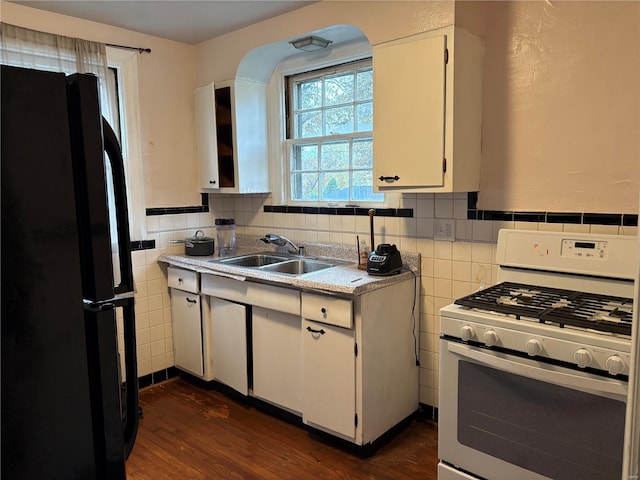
left=236, top=24, right=369, bottom=83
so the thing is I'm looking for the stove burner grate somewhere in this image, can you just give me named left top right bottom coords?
left=455, top=282, right=633, bottom=336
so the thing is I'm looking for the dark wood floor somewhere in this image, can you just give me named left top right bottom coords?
left=126, top=376, right=439, bottom=479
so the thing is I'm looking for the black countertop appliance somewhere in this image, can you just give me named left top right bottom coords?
left=367, top=244, right=403, bottom=276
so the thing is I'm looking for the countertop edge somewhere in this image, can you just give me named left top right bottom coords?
left=158, top=253, right=417, bottom=296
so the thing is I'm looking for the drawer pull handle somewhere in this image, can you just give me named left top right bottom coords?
left=186, top=297, right=197, bottom=304
left=306, top=326, right=325, bottom=335
left=321, top=307, right=327, bottom=315
left=178, top=278, right=183, bottom=283
left=378, top=175, right=400, bottom=182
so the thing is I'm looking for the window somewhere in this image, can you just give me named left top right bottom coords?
left=286, top=59, right=383, bottom=204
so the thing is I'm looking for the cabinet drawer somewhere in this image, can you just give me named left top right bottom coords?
left=168, top=267, right=199, bottom=293
left=201, top=274, right=300, bottom=316
left=302, top=293, right=353, bottom=329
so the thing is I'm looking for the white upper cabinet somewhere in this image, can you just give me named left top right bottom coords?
left=373, top=26, right=483, bottom=193
left=194, top=79, right=270, bottom=193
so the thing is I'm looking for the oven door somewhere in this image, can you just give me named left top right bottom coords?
left=439, top=338, right=628, bottom=480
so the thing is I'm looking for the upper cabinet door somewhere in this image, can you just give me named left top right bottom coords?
left=194, top=79, right=270, bottom=194
left=373, top=27, right=484, bottom=193
left=373, top=34, right=446, bottom=190
left=194, top=83, right=220, bottom=189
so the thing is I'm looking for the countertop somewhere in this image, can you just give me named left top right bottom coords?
left=158, top=247, right=418, bottom=296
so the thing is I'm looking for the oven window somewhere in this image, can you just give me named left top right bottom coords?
left=458, top=361, right=625, bottom=480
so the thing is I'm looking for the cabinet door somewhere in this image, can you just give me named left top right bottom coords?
left=252, top=307, right=301, bottom=413
left=373, top=34, right=446, bottom=189
left=171, top=288, right=204, bottom=377
left=194, top=83, right=220, bottom=190
left=302, top=319, right=356, bottom=439
left=210, top=297, right=248, bottom=394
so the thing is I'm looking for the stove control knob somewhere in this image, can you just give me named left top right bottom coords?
left=460, top=325, right=475, bottom=342
left=526, top=338, right=543, bottom=356
left=606, top=355, right=626, bottom=376
left=574, top=349, right=593, bottom=368
left=484, top=330, right=499, bottom=347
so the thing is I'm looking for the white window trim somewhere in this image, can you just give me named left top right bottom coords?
left=106, top=47, right=146, bottom=241
left=266, top=39, right=399, bottom=208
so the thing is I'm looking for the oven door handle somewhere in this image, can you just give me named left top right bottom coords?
left=448, top=342, right=628, bottom=397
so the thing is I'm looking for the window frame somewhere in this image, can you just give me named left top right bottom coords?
left=285, top=58, right=380, bottom=206
left=266, top=39, right=393, bottom=207
left=106, top=47, right=146, bottom=242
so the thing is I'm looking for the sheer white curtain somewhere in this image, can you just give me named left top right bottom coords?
left=0, top=24, right=137, bottom=251
left=0, top=23, right=119, bottom=129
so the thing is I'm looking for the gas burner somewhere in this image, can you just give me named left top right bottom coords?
left=455, top=282, right=633, bottom=336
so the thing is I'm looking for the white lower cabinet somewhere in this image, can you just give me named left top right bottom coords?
left=252, top=307, right=302, bottom=413
left=301, top=319, right=356, bottom=440
left=170, top=288, right=205, bottom=377
left=301, top=280, right=419, bottom=446
left=168, top=267, right=213, bottom=380
left=209, top=297, right=248, bottom=395
left=175, top=270, right=419, bottom=447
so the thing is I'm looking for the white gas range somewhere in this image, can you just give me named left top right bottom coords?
left=438, top=229, right=637, bottom=480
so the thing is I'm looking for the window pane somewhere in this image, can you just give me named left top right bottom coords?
left=297, top=80, right=322, bottom=109
left=325, top=73, right=354, bottom=106
left=352, top=138, right=373, bottom=168
left=321, top=171, right=349, bottom=201
left=320, top=142, right=349, bottom=170
left=297, top=110, right=322, bottom=138
left=291, top=172, right=319, bottom=201
left=287, top=58, right=380, bottom=204
left=325, top=105, right=354, bottom=135
left=352, top=170, right=384, bottom=202
left=356, top=69, right=373, bottom=100
left=293, top=144, right=318, bottom=171
left=356, top=102, right=373, bottom=132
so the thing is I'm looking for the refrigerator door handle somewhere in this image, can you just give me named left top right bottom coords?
left=119, top=296, right=139, bottom=458
left=102, top=118, right=134, bottom=295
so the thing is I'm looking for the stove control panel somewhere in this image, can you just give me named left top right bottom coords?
left=561, top=239, right=608, bottom=260
left=441, top=310, right=631, bottom=376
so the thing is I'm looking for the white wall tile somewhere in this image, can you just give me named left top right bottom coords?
left=435, top=197, right=453, bottom=218
left=538, top=222, right=563, bottom=232
left=417, top=195, right=434, bottom=218
left=562, top=223, right=590, bottom=233
left=472, top=220, right=493, bottom=241
left=589, top=224, right=620, bottom=235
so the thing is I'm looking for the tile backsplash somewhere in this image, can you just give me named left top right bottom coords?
left=132, top=191, right=637, bottom=406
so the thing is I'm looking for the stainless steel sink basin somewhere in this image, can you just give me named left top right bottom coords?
left=218, top=254, right=287, bottom=267
left=210, top=252, right=351, bottom=276
left=261, top=259, right=335, bottom=275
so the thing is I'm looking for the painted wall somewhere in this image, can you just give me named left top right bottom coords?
left=195, top=1, right=454, bottom=84
left=1, top=0, right=201, bottom=209
left=479, top=1, right=639, bottom=214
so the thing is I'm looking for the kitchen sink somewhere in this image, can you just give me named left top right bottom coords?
left=210, top=252, right=350, bottom=276
left=217, top=254, right=288, bottom=267
left=261, top=259, right=335, bottom=275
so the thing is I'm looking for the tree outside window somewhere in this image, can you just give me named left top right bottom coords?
left=288, top=59, right=383, bottom=203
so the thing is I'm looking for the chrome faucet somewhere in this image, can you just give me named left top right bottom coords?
left=260, top=233, right=303, bottom=255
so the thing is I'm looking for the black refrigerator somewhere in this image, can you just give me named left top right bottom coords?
left=1, top=65, right=139, bottom=479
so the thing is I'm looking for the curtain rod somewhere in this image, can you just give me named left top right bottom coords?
left=105, top=43, right=151, bottom=54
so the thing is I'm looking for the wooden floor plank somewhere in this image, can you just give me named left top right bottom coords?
left=126, top=377, right=438, bottom=479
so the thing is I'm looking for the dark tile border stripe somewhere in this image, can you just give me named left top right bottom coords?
left=264, top=205, right=414, bottom=217
left=138, top=366, right=180, bottom=389
left=466, top=193, right=637, bottom=227
left=146, top=193, right=210, bottom=216
left=131, top=239, right=156, bottom=251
